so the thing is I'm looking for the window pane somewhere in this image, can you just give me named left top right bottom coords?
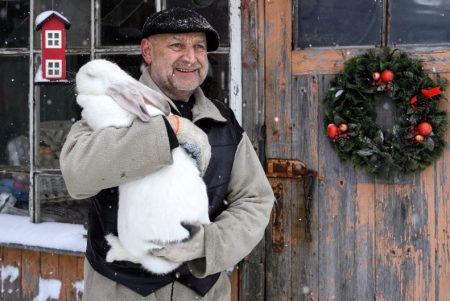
left=34, top=0, right=91, bottom=48
left=202, top=53, right=229, bottom=103
left=294, top=0, right=382, bottom=49
left=100, top=54, right=145, bottom=80
left=37, top=55, right=88, bottom=169
left=165, top=0, right=229, bottom=47
left=0, top=56, right=29, bottom=167
left=390, top=0, right=450, bottom=44
left=0, top=1, right=30, bottom=48
left=36, top=174, right=88, bottom=224
left=100, top=0, right=156, bottom=46
left=0, top=172, right=29, bottom=216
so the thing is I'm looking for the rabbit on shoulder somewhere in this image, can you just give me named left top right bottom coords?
left=75, top=59, right=210, bottom=275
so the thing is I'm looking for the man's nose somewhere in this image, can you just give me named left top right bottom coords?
left=181, top=47, right=196, bottom=64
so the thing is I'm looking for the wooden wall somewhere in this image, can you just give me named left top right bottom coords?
left=0, top=247, right=84, bottom=301
left=237, top=0, right=450, bottom=300
left=0, top=246, right=240, bottom=301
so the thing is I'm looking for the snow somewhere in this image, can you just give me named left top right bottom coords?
left=0, top=214, right=86, bottom=253
left=1, top=265, right=19, bottom=283
left=1, top=265, right=19, bottom=294
left=34, top=65, right=69, bottom=84
left=1, top=264, right=84, bottom=299
left=34, top=65, right=49, bottom=83
left=72, top=280, right=84, bottom=301
left=35, top=10, right=70, bottom=28
left=33, top=278, right=61, bottom=301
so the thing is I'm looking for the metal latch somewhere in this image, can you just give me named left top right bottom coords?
left=266, top=159, right=317, bottom=251
left=266, top=159, right=310, bottom=179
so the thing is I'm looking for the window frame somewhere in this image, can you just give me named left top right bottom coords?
left=45, top=59, right=62, bottom=78
left=45, top=30, right=62, bottom=49
left=0, top=0, right=242, bottom=229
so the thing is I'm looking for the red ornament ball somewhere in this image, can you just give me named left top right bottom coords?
left=327, top=124, right=339, bottom=139
left=380, top=70, right=394, bottom=83
left=372, top=72, right=381, bottom=81
left=417, top=121, right=433, bottom=136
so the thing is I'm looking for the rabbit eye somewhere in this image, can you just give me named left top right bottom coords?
left=86, top=70, right=95, bottom=78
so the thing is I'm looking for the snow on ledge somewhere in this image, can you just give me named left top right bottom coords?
left=0, top=214, right=86, bottom=253
left=35, top=10, right=71, bottom=29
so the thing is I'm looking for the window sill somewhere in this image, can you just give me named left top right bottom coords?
left=0, top=214, right=86, bottom=256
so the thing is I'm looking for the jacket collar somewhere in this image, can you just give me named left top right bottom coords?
left=139, top=69, right=226, bottom=123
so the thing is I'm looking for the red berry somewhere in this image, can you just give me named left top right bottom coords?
left=372, top=72, right=380, bottom=81
left=327, top=124, right=338, bottom=139
left=380, top=70, right=394, bottom=83
left=339, top=123, right=348, bottom=132
left=417, top=122, right=433, bottom=136
left=415, top=134, right=425, bottom=142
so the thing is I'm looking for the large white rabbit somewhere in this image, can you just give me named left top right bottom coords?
left=75, top=59, right=210, bottom=274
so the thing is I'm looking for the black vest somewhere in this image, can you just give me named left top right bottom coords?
left=85, top=100, right=244, bottom=297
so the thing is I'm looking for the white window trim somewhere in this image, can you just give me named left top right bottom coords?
left=229, top=0, right=242, bottom=125
left=45, top=30, right=62, bottom=49
left=45, top=59, right=62, bottom=78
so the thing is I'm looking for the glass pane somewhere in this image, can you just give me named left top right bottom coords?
left=390, top=0, right=450, bottom=44
left=100, top=54, right=145, bottom=79
left=0, top=1, right=30, bottom=48
left=294, top=0, right=382, bottom=49
left=165, top=0, right=229, bottom=47
left=202, top=53, right=228, bottom=104
left=0, top=56, right=29, bottom=167
left=34, top=0, right=91, bottom=48
left=36, top=174, right=89, bottom=224
left=37, top=55, right=88, bottom=169
left=100, top=0, right=156, bottom=46
left=0, top=172, right=30, bottom=216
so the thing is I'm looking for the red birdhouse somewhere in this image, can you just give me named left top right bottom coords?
left=34, top=11, right=71, bottom=84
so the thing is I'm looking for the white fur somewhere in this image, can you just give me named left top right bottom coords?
left=76, top=59, right=210, bottom=274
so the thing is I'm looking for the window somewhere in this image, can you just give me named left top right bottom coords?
left=45, top=60, right=62, bottom=78
left=294, top=0, right=450, bottom=49
left=0, top=0, right=239, bottom=229
left=45, top=30, right=62, bottom=48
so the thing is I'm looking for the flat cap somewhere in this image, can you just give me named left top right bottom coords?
left=142, top=8, right=219, bottom=51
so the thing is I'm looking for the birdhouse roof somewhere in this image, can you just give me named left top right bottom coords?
left=35, top=10, right=71, bottom=30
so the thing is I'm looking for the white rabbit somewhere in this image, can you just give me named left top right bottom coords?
left=75, top=59, right=210, bottom=274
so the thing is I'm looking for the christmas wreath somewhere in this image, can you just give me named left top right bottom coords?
left=324, top=47, right=448, bottom=179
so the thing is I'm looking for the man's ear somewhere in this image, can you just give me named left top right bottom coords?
left=141, top=38, right=152, bottom=65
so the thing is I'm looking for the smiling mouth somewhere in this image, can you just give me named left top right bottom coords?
left=175, top=68, right=197, bottom=73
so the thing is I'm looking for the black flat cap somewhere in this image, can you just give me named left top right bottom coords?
left=142, top=8, right=219, bottom=52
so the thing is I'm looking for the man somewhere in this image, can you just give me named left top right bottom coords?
left=60, top=7, right=274, bottom=301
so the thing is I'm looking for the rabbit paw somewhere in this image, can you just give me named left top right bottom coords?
left=105, top=234, right=134, bottom=263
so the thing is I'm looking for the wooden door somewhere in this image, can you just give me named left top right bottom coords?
left=239, top=0, right=450, bottom=300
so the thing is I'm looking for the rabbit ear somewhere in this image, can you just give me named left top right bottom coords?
left=135, top=82, right=171, bottom=116
left=107, top=82, right=152, bottom=122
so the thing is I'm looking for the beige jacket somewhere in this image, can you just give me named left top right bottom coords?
left=60, top=70, right=274, bottom=301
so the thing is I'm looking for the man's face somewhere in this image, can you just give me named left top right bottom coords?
left=141, top=32, right=209, bottom=101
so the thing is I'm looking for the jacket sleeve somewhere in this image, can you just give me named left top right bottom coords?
left=188, top=132, right=275, bottom=277
left=60, top=116, right=173, bottom=199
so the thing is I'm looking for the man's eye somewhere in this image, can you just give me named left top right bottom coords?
left=171, top=43, right=183, bottom=49
left=195, top=44, right=206, bottom=51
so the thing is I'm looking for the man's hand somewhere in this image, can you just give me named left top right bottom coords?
left=150, top=224, right=205, bottom=263
left=167, top=115, right=211, bottom=176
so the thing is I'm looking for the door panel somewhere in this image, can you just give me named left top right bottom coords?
left=262, top=0, right=450, bottom=300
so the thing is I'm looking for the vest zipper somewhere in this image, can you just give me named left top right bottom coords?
left=170, top=282, right=174, bottom=301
